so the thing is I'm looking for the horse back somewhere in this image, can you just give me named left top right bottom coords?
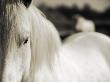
left=56, top=32, right=110, bottom=82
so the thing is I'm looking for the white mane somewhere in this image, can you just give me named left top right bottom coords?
left=27, top=5, right=62, bottom=82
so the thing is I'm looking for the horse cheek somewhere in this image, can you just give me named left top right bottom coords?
left=22, top=44, right=31, bottom=82
left=2, top=51, right=24, bottom=82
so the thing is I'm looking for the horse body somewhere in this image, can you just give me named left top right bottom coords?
left=0, top=0, right=110, bottom=82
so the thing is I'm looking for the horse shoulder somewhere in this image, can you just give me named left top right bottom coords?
left=52, top=32, right=110, bottom=82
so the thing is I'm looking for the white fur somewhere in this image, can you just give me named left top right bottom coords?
left=1, top=2, right=110, bottom=82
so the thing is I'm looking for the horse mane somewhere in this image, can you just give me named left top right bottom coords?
left=27, top=5, right=62, bottom=81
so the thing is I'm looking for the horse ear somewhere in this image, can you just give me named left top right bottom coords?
left=22, top=0, right=32, bottom=8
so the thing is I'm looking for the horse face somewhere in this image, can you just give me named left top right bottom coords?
left=0, top=3, right=32, bottom=82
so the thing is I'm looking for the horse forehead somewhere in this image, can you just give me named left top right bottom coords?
left=16, top=7, right=31, bottom=35
left=17, top=14, right=31, bottom=37
left=1, top=3, right=31, bottom=29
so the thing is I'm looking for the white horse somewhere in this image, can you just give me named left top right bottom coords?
left=0, top=0, right=110, bottom=82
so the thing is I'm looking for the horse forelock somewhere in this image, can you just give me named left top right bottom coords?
left=0, top=5, right=14, bottom=52
left=0, top=0, right=30, bottom=59
left=0, top=1, right=28, bottom=59
left=0, top=0, right=23, bottom=5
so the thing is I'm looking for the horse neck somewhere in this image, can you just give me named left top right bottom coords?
left=27, top=6, right=62, bottom=81
left=29, top=5, right=62, bottom=66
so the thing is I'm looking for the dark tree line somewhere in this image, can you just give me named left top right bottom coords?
left=38, top=4, right=110, bottom=39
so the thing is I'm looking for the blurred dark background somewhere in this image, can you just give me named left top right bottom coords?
left=34, top=0, right=110, bottom=39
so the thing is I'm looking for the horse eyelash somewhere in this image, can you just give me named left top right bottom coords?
left=17, top=36, right=29, bottom=47
left=23, top=37, right=29, bottom=45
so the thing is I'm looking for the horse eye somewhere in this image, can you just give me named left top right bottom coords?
left=23, top=38, right=29, bottom=45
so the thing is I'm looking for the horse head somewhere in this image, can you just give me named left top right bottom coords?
left=0, top=0, right=32, bottom=82
left=0, top=0, right=62, bottom=82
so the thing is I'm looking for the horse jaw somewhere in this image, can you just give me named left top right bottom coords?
left=2, top=38, right=32, bottom=82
